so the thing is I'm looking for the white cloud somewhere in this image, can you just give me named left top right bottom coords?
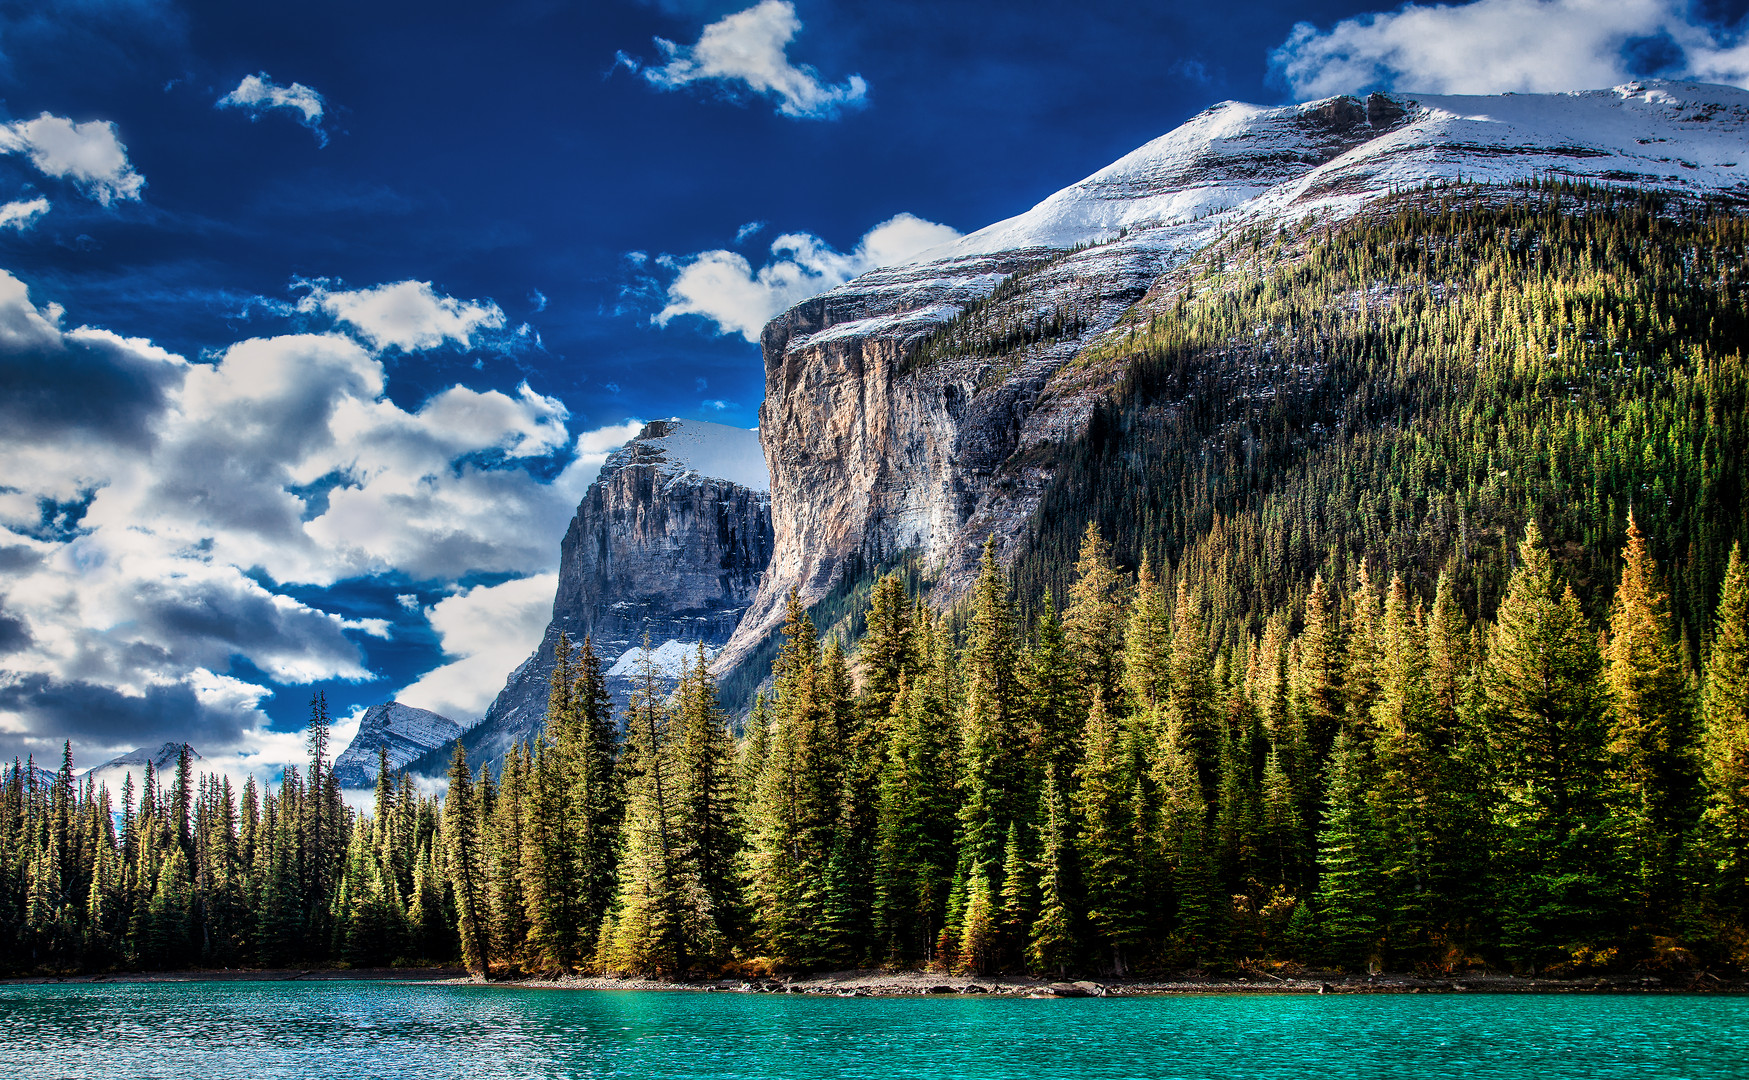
left=217, top=72, right=330, bottom=145
left=299, top=278, right=508, bottom=353
left=1271, top=0, right=1749, bottom=99
left=394, top=574, right=558, bottom=721
left=630, top=0, right=868, bottom=120
left=0, top=198, right=49, bottom=231
left=656, top=211, right=960, bottom=341
left=0, top=269, right=645, bottom=773
left=0, top=113, right=145, bottom=205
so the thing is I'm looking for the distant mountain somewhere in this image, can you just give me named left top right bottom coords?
left=332, top=702, right=465, bottom=788
left=84, top=742, right=202, bottom=793
left=407, top=418, right=772, bottom=776
left=2, top=761, right=60, bottom=792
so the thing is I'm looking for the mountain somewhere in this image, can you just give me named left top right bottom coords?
left=331, top=702, right=465, bottom=788
left=410, top=417, right=772, bottom=774
left=83, top=743, right=202, bottom=793
left=717, top=80, right=1749, bottom=671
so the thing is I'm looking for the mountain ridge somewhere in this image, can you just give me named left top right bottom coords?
left=715, top=80, right=1749, bottom=674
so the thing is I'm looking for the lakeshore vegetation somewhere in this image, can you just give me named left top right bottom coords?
left=3, top=193, right=1748, bottom=980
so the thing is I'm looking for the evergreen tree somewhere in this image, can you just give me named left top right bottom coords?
left=1482, top=522, right=1618, bottom=965
left=1604, top=513, right=1695, bottom=920
left=443, top=744, right=489, bottom=976
left=1700, top=543, right=1749, bottom=927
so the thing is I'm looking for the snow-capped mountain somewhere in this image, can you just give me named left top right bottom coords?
left=83, top=743, right=203, bottom=794
left=332, top=702, right=465, bottom=788
left=718, top=81, right=1749, bottom=672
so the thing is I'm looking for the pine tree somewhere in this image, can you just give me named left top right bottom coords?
left=1291, top=573, right=1346, bottom=758
left=1027, top=765, right=1077, bottom=975
left=1312, top=730, right=1383, bottom=970
left=873, top=674, right=956, bottom=966
left=674, top=643, right=741, bottom=947
left=1064, top=522, right=1127, bottom=718
left=1482, top=521, right=1618, bottom=964
left=443, top=743, right=489, bottom=977
left=955, top=537, right=1026, bottom=905
left=1025, top=595, right=1082, bottom=792
left=607, top=646, right=686, bottom=973
left=743, top=592, right=840, bottom=965
left=1604, top=513, right=1695, bottom=920
left=1074, top=689, right=1141, bottom=974
left=1700, top=543, right=1749, bottom=926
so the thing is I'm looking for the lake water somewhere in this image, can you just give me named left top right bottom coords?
left=1, top=983, right=1744, bottom=1079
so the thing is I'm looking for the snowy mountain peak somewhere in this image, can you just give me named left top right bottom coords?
left=332, top=701, right=465, bottom=788
left=83, top=743, right=203, bottom=792
left=608, top=418, right=768, bottom=493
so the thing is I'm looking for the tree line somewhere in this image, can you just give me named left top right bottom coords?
left=5, top=516, right=1747, bottom=978
left=3, top=187, right=1747, bottom=977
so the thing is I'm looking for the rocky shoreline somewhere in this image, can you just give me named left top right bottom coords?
left=9, top=967, right=1737, bottom=995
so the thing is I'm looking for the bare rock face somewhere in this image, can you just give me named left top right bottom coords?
left=718, top=82, right=1749, bottom=672
left=426, top=419, right=772, bottom=773
left=333, top=702, right=463, bottom=789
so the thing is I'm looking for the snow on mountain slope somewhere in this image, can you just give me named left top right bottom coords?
left=84, top=742, right=203, bottom=792
left=634, top=418, right=769, bottom=492
left=333, top=701, right=464, bottom=788
left=605, top=638, right=718, bottom=682
left=923, top=80, right=1746, bottom=263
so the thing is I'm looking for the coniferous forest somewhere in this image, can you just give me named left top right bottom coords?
left=4, top=190, right=1749, bottom=980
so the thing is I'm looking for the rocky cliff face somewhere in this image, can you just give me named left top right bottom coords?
left=430, top=419, right=772, bottom=772
left=333, top=702, right=463, bottom=788
left=718, top=81, right=1749, bottom=671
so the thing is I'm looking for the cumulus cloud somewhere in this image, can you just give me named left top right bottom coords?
left=0, top=113, right=145, bottom=205
left=626, top=0, right=868, bottom=119
left=298, top=278, right=508, bottom=353
left=1271, top=0, right=1749, bottom=99
left=0, top=198, right=49, bottom=231
left=655, top=212, right=960, bottom=341
left=394, top=574, right=559, bottom=721
left=0, top=269, right=643, bottom=770
left=216, top=72, right=331, bottom=146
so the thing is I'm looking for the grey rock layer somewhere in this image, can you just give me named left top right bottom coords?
left=432, top=419, right=773, bottom=773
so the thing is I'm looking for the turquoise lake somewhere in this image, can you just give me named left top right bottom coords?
left=1, top=983, right=1745, bottom=1079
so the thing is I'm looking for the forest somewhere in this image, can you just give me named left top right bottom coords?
left=2, top=189, right=1747, bottom=979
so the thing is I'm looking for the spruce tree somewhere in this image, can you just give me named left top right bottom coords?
left=1700, top=543, right=1749, bottom=925
left=1482, top=521, right=1618, bottom=964
left=1604, top=513, right=1695, bottom=920
left=443, top=743, right=489, bottom=976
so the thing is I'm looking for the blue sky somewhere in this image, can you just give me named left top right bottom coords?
left=1, top=0, right=1745, bottom=776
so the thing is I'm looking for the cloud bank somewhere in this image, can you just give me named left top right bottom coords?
left=656, top=212, right=961, bottom=341
left=0, top=269, right=638, bottom=771
left=217, top=72, right=331, bottom=145
left=626, top=0, right=867, bottom=120
left=1272, top=0, right=1749, bottom=98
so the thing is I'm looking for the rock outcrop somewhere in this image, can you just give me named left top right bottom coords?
left=332, top=702, right=464, bottom=788
left=717, top=81, right=1749, bottom=672
left=423, top=418, right=772, bottom=773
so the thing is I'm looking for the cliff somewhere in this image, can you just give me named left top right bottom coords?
left=420, top=418, right=773, bottom=773
left=717, top=81, right=1749, bottom=671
